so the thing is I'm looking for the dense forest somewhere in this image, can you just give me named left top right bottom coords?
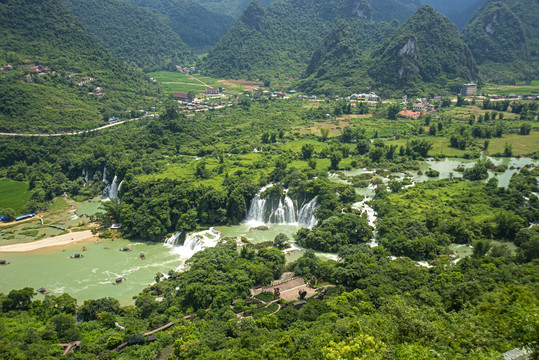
left=61, top=0, right=195, bottom=72
left=127, top=0, right=235, bottom=53
left=0, top=0, right=157, bottom=133
left=200, top=0, right=400, bottom=80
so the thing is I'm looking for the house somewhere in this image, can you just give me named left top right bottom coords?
left=4, top=64, right=13, bottom=70
left=350, top=93, right=379, bottom=102
left=205, top=88, right=219, bottom=95
left=174, top=93, right=189, bottom=101
left=433, top=96, right=442, bottom=102
left=412, top=102, right=429, bottom=112
left=399, top=110, right=421, bottom=119
left=460, top=83, right=477, bottom=96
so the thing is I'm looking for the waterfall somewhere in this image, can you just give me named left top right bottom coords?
left=246, top=186, right=318, bottom=228
left=118, top=180, right=124, bottom=193
left=165, top=232, right=183, bottom=246
left=102, top=175, right=122, bottom=201
left=108, top=176, right=119, bottom=200
left=297, top=196, right=318, bottom=228
left=165, top=228, right=221, bottom=263
left=103, top=166, right=108, bottom=184
left=352, top=197, right=378, bottom=247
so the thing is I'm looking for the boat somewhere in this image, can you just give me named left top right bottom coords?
left=71, top=253, right=84, bottom=258
left=140, top=253, right=145, bottom=260
left=37, top=288, right=48, bottom=294
left=119, top=247, right=131, bottom=252
left=0, top=260, right=10, bottom=265
left=113, top=277, right=125, bottom=285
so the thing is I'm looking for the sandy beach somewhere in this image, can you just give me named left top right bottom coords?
left=0, top=230, right=95, bottom=252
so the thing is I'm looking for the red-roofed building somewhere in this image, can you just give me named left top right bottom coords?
left=4, top=64, right=13, bottom=70
left=205, top=88, right=219, bottom=95
left=399, top=110, right=421, bottom=119
left=174, top=93, right=189, bottom=101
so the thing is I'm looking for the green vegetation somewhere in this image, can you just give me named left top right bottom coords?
left=369, top=6, right=477, bottom=95
left=127, top=0, right=235, bottom=53
left=0, top=179, right=32, bottom=215
left=147, top=72, right=220, bottom=95
left=62, top=0, right=194, bottom=72
left=0, top=0, right=157, bottom=133
left=200, top=0, right=398, bottom=80
left=462, top=1, right=536, bottom=83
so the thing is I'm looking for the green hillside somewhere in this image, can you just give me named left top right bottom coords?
left=369, top=5, right=478, bottom=95
left=200, top=0, right=402, bottom=80
left=0, top=0, right=155, bottom=133
left=127, top=0, right=235, bottom=54
left=192, top=0, right=273, bottom=18
left=462, top=0, right=539, bottom=83
left=62, top=0, right=195, bottom=72
left=297, top=20, right=370, bottom=96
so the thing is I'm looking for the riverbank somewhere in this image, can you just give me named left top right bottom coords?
left=0, top=230, right=95, bottom=252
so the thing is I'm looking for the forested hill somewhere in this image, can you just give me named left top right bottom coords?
left=127, top=0, right=235, bottom=54
left=61, top=0, right=195, bottom=72
left=462, top=0, right=539, bottom=83
left=368, top=6, right=477, bottom=95
left=0, top=0, right=155, bottom=133
left=199, top=0, right=402, bottom=80
left=191, top=0, right=273, bottom=18
left=297, top=20, right=370, bottom=96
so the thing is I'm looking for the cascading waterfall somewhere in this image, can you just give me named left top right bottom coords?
left=108, top=176, right=117, bottom=199
left=165, top=228, right=221, bottom=265
left=352, top=197, right=378, bottom=247
left=246, top=186, right=318, bottom=228
left=164, top=232, right=183, bottom=246
left=102, top=175, right=122, bottom=200
left=102, top=166, right=108, bottom=184
left=297, top=196, right=318, bottom=228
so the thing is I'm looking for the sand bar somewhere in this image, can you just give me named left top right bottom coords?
left=0, top=230, right=95, bottom=252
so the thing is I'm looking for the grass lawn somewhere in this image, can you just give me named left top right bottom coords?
left=486, top=133, right=539, bottom=156
left=0, top=179, right=32, bottom=215
left=482, top=83, right=539, bottom=96
left=146, top=72, right=258, bottom=95
left=147, top=72, right=219, bottom=95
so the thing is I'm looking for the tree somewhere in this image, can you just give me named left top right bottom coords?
left=329, top=151, right=342, bottom=170
left=520, top=123, right=532, bottom=135
left=0, top=208, right=16, bottom=222
left=472, top=240, right=492, bottom=258
left=387, top=104, right=401, bottom=120
left=320, top=128, right=330, bottom=141
left=504, top=142, right=513, bottom=157
left=273, top=233, right=290, bottom=249
left=301, top=143, right=314, bottom=160
left=50, top=314, right=79, bottom=342
left=2, top=287, right=34, bottom=311
left=324, top=335, right=386, bottom=360
left=355, top=139, right=370, bottom=155
left=78, top=297, right=121, bottom=321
